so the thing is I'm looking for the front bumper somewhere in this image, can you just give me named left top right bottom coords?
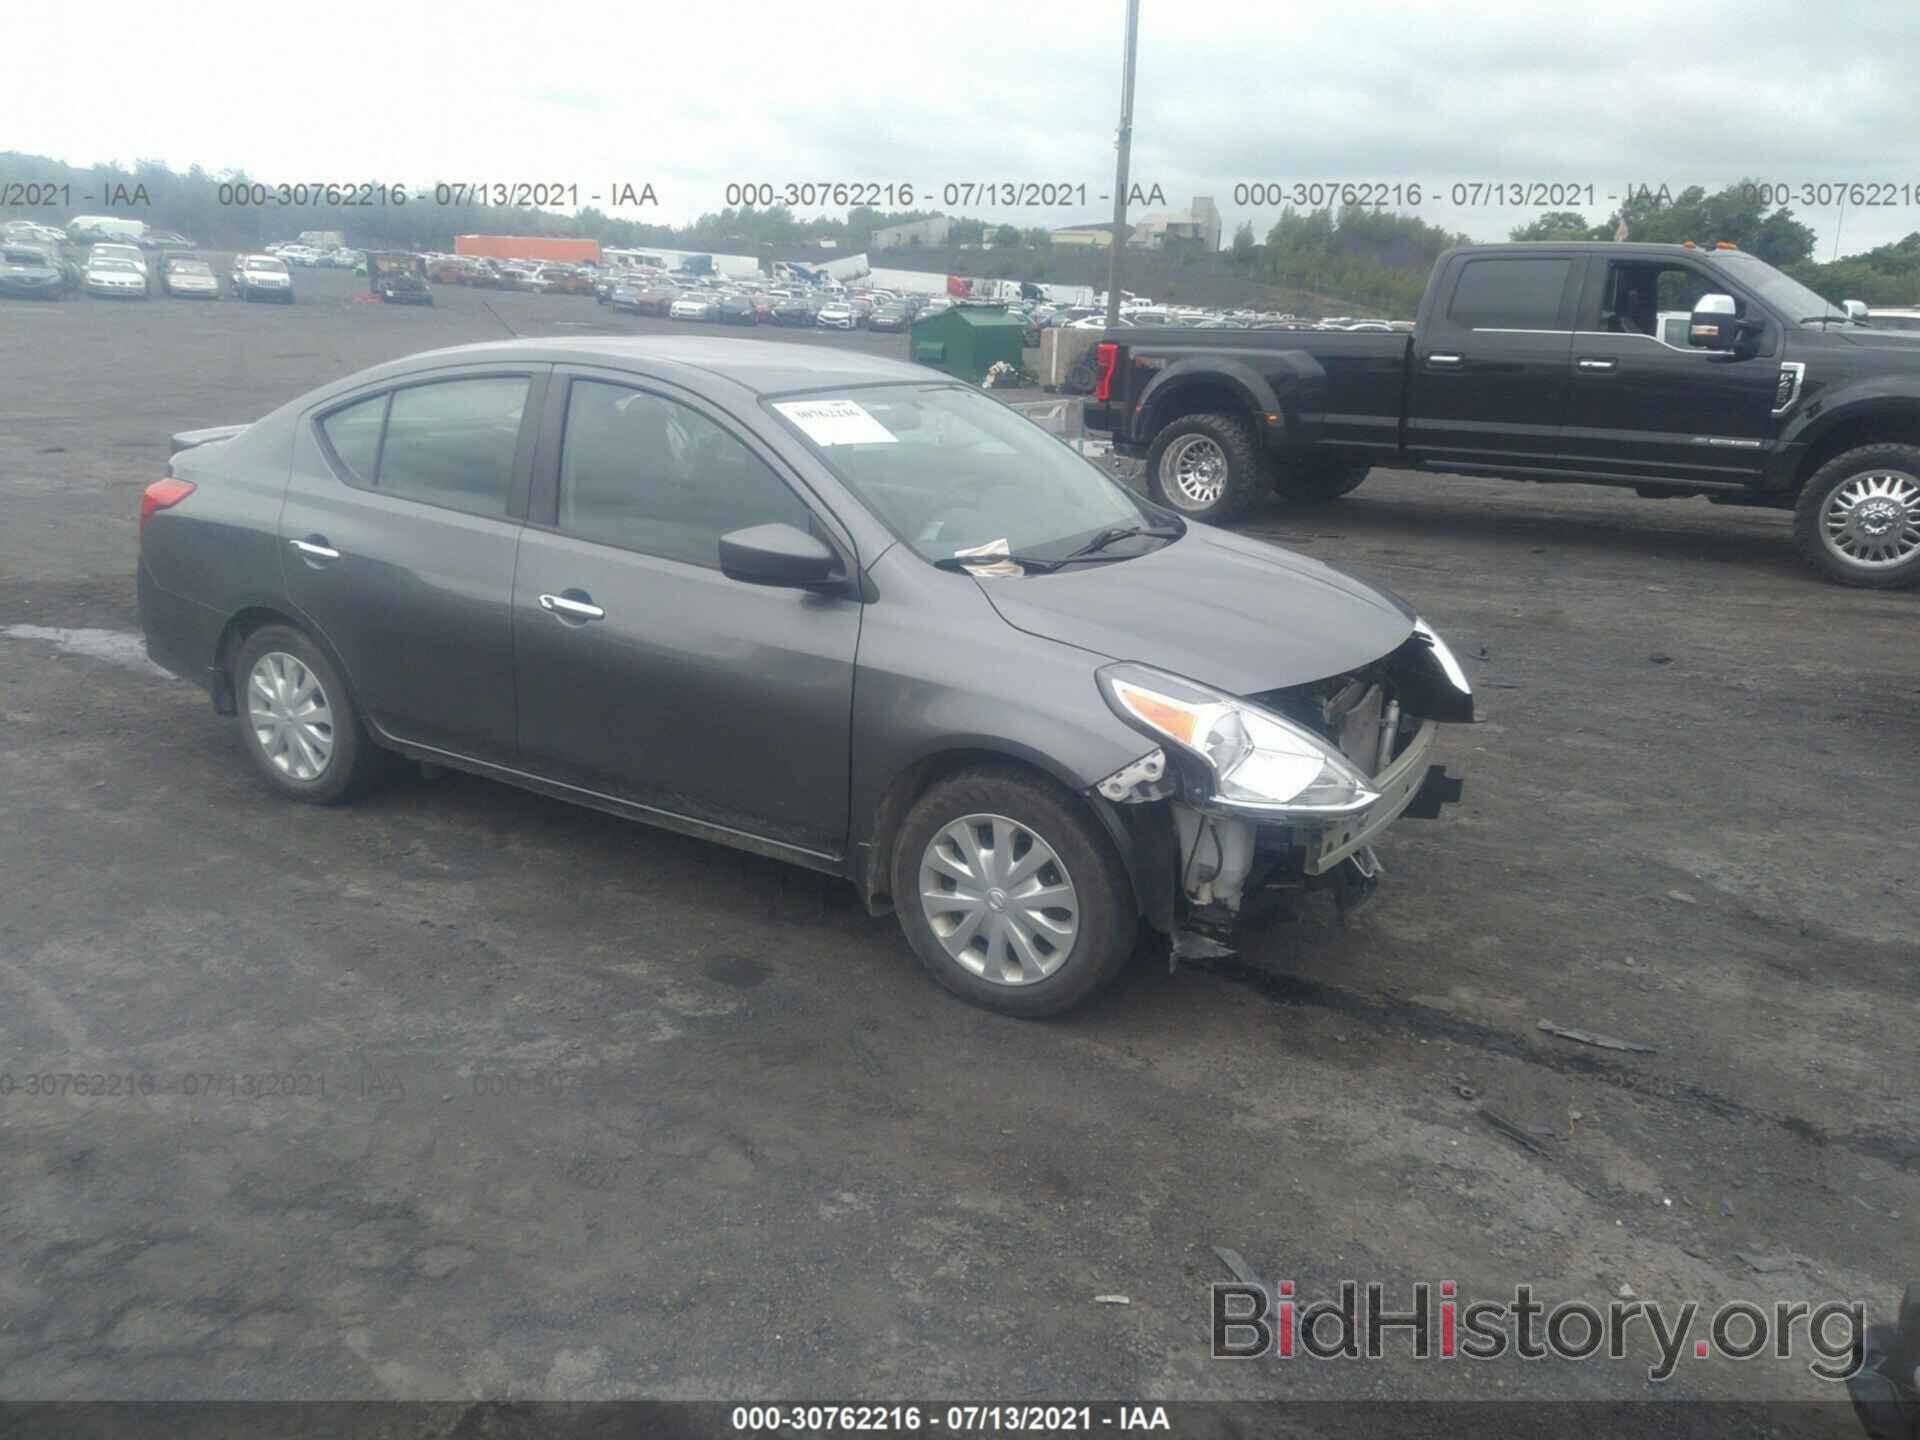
left=1300, top=717, right=1439, bottom=875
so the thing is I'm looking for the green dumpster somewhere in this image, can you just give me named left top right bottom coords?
left=908, top=304, right=1026, bottom=382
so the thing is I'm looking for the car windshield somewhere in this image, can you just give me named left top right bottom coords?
left=247, top=258, right=287, bottom=272
left=766, top=383, right=1164, bottom=567
left=93, top=259, right=135, bottom=272
left=1707, top=251, right=1846, bottom=324
left=170, top=260, right=211, bottom=275
left=5, top=249, right=48, bottom=265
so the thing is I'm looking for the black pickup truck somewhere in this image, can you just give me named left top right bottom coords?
left=1083, top=241, right=1920, bottom=587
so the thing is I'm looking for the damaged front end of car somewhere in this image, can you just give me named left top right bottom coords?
left=1090, top=619, right=1473, bottom=965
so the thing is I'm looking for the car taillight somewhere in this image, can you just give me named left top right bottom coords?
left=140, top=477, right=196, bottom=537
left=1094, top=342, right=1120, bottom=402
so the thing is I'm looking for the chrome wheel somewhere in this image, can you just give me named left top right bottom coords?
left=919, top=813, right=1080, bottom=986
left=1160, top=433, right=1228, bottom=508
left=1821, top=470, right=1920, bottom=569
left=247, top=651, right=335, bottom=781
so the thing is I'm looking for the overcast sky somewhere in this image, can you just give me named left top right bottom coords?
left=14, top=0, right=1920, bottom=256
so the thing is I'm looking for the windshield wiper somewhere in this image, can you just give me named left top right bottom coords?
left=1059, top=523, right=1183, bottom=561
left=932, top=524, right=1182, bottom=576
left=933, top=553, right=1065, bottom=574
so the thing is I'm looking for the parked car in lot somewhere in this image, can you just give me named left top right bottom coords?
left=715, top=292, right=758, bottom=325
left=139, top=230, right=198, bottom=254
left=368, top=252, right=433, bottom=305
left=84, top=255, right=149, bottom=299
left=1, top=244, right=72, bottom=300
left=616, top=283, right=678, bottom=317
left=461, top=259, right=511, bottom=289
left=161, top=255, right=222, bottom=298
left=771, top=295, right=818, bottom=327
left=670, top=293, right=717, bottom=321
left=231, top=254, right=295, bottom=303
left=137, top=337, right=1470, bottom=1017
left=88, top=242, right=149, bottom=288
left=1084, top=240, right=1920, bottom=587
left=815, top=300, right=856, bottom=330
left=533, top=265, right=594, bottom=296
left=867, top=303, right=910, bottom=333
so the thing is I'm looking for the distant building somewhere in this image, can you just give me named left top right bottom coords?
left=1128, top=197, right=1222, bottom=252
left=873, top=217, right=951, bottom=249
left=1049, top=223, right=1114, bottom=249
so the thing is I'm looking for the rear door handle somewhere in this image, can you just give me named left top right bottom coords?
left=1426, top=353, right=1462, bottom=367
left=1577, top=358, right=1617, bottom=371
left=539, top=592, right=605, bottom=621
left=289, top=537, right=340, bottom=560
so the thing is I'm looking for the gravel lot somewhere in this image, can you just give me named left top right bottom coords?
left=0, top=267, right=1913, bottom=1428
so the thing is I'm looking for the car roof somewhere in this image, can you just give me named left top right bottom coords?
left=380, top=336, right=936, bottom=398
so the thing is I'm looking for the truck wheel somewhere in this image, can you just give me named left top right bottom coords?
left=1793, top=444, right=1920, bottom=588
left=1145, top=413, right=1264, bottom=525
left=1271, top=457, right=1369, bottom=506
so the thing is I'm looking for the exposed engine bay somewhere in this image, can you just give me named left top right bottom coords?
left=1092, top=625, right=1472, bottom=959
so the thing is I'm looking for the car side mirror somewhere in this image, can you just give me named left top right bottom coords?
left=1843, top=298, right=1869, bottom=321
left=718, top=523, right=846, bottom=592
left=1688, top=293, right=1749, bottom=351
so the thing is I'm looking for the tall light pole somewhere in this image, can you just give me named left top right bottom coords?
left=1103, top=0, right=1141, bottom=332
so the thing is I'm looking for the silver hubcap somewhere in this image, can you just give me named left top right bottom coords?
left=1161, top=433, right=1228, bottom=508
left=919, top=813, right=1080, bottom=986
left=247, top=651, right=335, bottom=781
left=1822, top=470, right=1920, bottom=568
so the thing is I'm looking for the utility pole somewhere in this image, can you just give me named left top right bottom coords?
left=1103, top=0, right=1141, bottom=331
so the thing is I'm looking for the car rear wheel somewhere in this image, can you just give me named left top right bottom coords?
left=1144, top=413, right=1264, bottom=525
left=1270, top=456, right=1370, bottom=506
left=1793, top=444, right=1920, bottom=588
left=891, top=766, right=1135, bottom=1018
left=234, top=626, right=385, bottom=805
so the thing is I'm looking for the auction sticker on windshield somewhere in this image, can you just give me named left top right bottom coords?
left=772, top=398, right=897, bottom=446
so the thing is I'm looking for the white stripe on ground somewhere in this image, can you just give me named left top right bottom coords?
left=3, top=625, right=171, bottom=677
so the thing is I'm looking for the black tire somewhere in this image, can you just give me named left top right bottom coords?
left=232, top=625, right=385, bottom=805
left=1792, top=443, right=1920, bottom=589
left=1270, top=456, right=1370, bottom=506
left=891, top=765, right=1136, bottom=1018
left=1144, top=412, right=1265, bottom=525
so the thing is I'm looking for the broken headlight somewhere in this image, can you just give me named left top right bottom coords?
left=1097, top=662, right=1380, bottom=816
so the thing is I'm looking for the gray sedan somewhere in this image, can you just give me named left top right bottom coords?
left=137, top=338, right=1471, bottom=1016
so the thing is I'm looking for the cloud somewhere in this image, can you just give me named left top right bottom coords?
left=12, top=0, right=1919, bottom=253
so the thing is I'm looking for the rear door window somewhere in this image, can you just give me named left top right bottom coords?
left=1446, top=258, right=1574, bottom=330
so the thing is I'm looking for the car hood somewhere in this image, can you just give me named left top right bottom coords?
left=975, top=525, right=1417, bottom=695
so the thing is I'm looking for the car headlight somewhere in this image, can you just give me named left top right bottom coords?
left=1097, top=662, right=1379, bottom=815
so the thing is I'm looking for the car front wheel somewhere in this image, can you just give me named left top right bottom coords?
left=233, top=626, right=385, bottom=804
left=892, top=766, right=1136, bottom=1018
left=1793, top=444, right=1920, bottom=588
left=1144, top=412, right=1264, bottom=525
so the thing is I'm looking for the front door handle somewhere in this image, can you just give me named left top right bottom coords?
left=539, top=592, right=605, bottom=621
left=1577, top=357, right=1617, bottom=371
left=1426, top=353, right=1462, bottom=367
left=289, top=537, right=340, bottom=560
